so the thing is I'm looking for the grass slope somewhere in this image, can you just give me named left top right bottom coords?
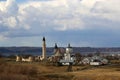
left=0, top=58, right=120, bottom=80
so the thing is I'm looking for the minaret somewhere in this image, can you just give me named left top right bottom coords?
left=54, top=43, right=58, bottom=53
left=66, top=43, right=73, bottom=54
left=55, top=43, right=58, bottom=49
left=42, top=37, right=46, bottom=60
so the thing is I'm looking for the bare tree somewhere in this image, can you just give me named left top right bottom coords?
left=75, top=53, right=82, bottom=64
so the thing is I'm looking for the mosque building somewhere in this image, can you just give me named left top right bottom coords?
left=16, top=37, right=75, bottom=65
left=59, top=44, right=75, bottom=65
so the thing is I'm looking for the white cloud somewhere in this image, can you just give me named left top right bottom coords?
left=54, top=18, right=84, bottom=31
left=3, top=16, right=17, bottom=28
left=0, top=0, right=18, bottom=14
left=17, top=0, right=85, bottom=31
left=0, top=1, right=6, bottom=12
left=0, top=35, right=7, bottom=41
left=0, top=0, right=19, bottom=30
left=6, top=0, right=18, bottom=15
left=0, top=0, right=120, bottom=47
left=92, top=0, right=120, bottom=21
left=0, top=0, right=120, bottom=34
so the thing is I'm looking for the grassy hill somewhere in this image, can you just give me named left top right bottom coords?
left=0, top=58, right=120, bottom=80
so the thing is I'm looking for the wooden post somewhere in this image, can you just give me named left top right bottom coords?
left=67, top=62, right=72, bottom=72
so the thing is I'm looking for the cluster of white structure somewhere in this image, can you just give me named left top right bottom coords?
left=81, top=56, right=108, bottom=65
left=16, top=55, right=34, bottom=62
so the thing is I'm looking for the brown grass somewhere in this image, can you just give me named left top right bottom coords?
left=0, top=60, right=38, bottom=80
left=70, top=67, right=120, bottom=80
left=0, top=59, right=73, bottom=80
left=0, top=58, right=120, bottom=80
left=0, top=63, right=38, bottom=75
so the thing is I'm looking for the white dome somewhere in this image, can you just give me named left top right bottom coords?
left=66, top=47, right=73, bottom=53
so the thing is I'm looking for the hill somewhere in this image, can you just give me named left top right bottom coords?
left=0, top=47, right=120, bottom=56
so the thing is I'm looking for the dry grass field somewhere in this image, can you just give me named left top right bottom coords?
left=0, top=58, right=120, bottom=80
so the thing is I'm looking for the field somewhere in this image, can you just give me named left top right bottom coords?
left=0, top=58, right=120, bottom=80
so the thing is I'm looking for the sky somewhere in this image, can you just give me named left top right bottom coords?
left=0, top=0, right=120, bottom=47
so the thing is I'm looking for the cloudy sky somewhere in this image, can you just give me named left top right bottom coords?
left=0, top=0, right=120, bottom=47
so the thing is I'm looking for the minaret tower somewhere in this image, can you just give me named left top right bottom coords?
left=55, top=43, right=58, bottom=49
left=42, top=37, right=46, bottom=60
left=54, top=43, right=58, bottom=53
left=66, top=43, right=73, bottom=54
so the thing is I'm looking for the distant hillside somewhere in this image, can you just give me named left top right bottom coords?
left=0, top=47, right=120, bottom=56
left=73, top=47, right=120, bottom=53
left=0, top=47, right=46, bottom=56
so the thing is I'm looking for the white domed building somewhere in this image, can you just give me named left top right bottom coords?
left=59, top=44, right=75, bottom=65
left=64, top=44, right=73, bottom=61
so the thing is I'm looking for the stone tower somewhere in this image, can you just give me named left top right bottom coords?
left=42, top=37, right=46, bottom=60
